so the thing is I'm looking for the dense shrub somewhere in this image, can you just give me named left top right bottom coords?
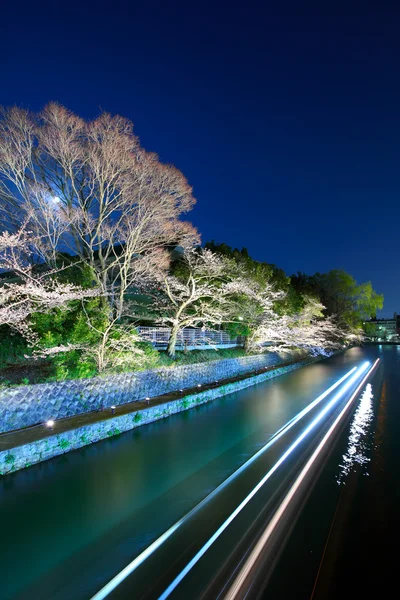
left=0, top=327, right=31, bottom=367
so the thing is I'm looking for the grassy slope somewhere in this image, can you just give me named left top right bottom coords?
left=0, top=347, right=248, bottom=387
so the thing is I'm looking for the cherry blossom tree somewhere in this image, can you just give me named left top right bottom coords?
left=145, top=248, right=253, bottom=357
left=0, top=228, right=97, bottom=332
left=246, top=294, right=350, bottom=356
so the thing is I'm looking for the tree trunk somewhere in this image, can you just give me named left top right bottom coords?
left=244, top=335, right=252, bottom=354
left=167, top=325, right=180, bottom=358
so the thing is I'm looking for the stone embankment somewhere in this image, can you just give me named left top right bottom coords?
left=0, top=350, right=319, bottom=475
left=0, top=351, right=307, bottom=433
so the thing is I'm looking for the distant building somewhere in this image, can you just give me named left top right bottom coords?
left=363, top=313, right=400, bottom=341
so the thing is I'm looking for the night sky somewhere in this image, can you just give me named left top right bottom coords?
left=1, top=2, right=399, bottom=315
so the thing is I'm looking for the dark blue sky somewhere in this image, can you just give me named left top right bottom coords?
left=1, top=2, right=399, bottom=315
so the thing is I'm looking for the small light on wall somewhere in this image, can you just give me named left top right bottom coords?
left=46, top=419, right=55, bottom=428
left=179, top=389, right=184, bottom=393
left=145, top=397, right=150, bottom=404
left=197, top=384, right=201, bottom=387
left=111, top=405, right=116, bottom=414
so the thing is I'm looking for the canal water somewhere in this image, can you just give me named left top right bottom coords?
left=0, top=346, right=393, bottom=599
left=265, top=343, right=400, bottom=599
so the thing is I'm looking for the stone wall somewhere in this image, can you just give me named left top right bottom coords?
left=0, top=357, right=316, bottom=475
left=0, top=350, right=306, bottom=434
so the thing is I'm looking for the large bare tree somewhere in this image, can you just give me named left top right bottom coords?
left=0, top=104, right=198, bottom=317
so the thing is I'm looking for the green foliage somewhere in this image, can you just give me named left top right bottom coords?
left=205, top=240, right=292, bottom=292
left=107, top=427, right=121, bottom=437
left=31, top=297, right=109, bottom=349
left=28, top=298, right=109, bottom=380
left=363, top=321, right=386, bottom=340
left=205, top=241, right=299, bottom=341
left=50, top=350, right=98, bottom=381
left=93, top=335, right=160, bottom=375
left=133, top=412, right=142, bottom=423
left=356, top=281, right=384, bottom=320
left=1, top=332, right=245, bottom=385
left=157, top=347, right=248, bottom=367
left=291, top=269, right=384, bottom=327
left=58, top=438, right=70, bottom=450
left=205, top=241, right=274, bottom=287
left=54, top=259, right=97, bottom=289
left=223, top=320, right=252, bottom=339
left=0, top=327, right=31, bottom=366
left=273, top=286, right=305, bottom=316
left=4, top=453, right=15, bottom=465
left=135, top=342, right=160, bottom=369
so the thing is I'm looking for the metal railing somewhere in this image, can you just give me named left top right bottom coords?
left=137, top=326, right=242, bottom=349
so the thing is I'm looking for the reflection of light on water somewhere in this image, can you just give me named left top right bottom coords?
left=337, top=383, right=374, bottom=485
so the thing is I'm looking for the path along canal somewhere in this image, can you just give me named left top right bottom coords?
left=0, top=346, right=393, bottom=599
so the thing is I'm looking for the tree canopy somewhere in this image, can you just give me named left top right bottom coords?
left=291, top=270, right=384, bottom=328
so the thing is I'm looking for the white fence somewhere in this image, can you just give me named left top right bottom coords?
left=137, top=326, right=243, bottom=349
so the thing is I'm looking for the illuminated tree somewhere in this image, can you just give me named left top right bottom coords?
left=0, top=103, right=198, bottom=317
left=0, top=228, right=97, bottom=332
left=291, top=270, right=383, bottom=328
left=246, top=294, right=351, bottom=356
left=146, top=248, right=252, bottom=357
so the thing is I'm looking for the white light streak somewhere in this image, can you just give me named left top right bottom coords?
left=224, top=358, right=379, bottom=599
left=89, top=365, right=359, bottom=600
left=158, top=362, right=372, bottom=600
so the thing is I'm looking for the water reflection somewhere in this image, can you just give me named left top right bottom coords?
left=337, top=383, right=374, bottom=485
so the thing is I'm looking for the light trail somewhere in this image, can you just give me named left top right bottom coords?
left=90, top=365, right=358, bottom=600
left=158, top=361, right=371, bottom=599
left=224, top=358, right=380, bottom=599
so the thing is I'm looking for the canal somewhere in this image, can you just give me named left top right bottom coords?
left=0, top=346, right=394, bottom=599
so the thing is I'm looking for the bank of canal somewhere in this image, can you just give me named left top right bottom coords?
left=0, top=354, right=316, bottom=475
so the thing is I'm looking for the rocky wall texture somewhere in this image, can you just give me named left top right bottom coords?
left=0, top=357, right=316, bottom=475
left=0, top=350, right=307, bottom=434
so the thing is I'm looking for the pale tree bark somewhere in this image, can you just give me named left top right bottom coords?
left=166, top=324, right=181, bottom=358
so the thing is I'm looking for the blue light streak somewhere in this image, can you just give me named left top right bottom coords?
left=90, top=365, right=359, bottom=600
left=158, top=361, right=370, bottom=599
left=225, top=358, right=379, bottom=599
